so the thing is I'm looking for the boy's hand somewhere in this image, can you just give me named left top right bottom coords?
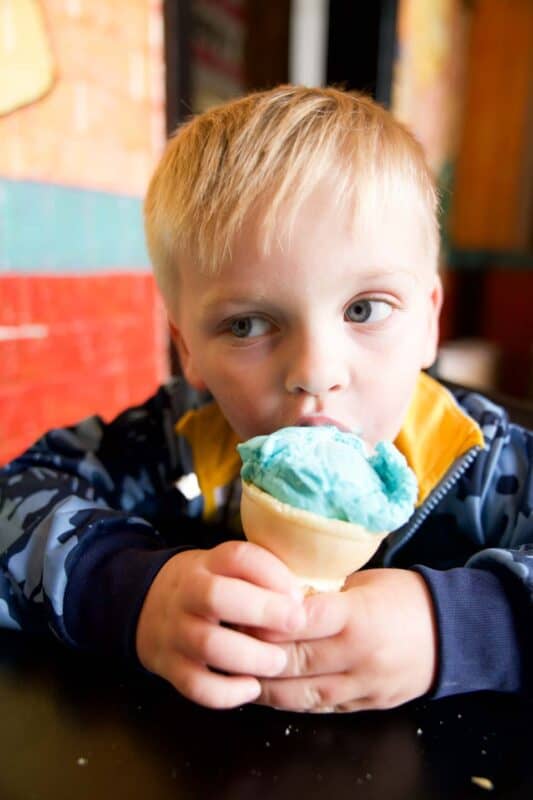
left=256, top=568, right=437, bottom=712
left=135, top=541, right=306, bottom=709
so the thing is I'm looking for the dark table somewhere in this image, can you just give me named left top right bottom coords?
left=0, top=630, right=531, bottom=800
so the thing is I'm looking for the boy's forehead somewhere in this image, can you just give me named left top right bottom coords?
left=237, top=186, right=433, bottom=272
left=177, top=181, right=436, bottom=309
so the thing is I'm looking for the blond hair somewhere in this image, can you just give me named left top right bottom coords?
left=144, top=85, right=439, bottom=309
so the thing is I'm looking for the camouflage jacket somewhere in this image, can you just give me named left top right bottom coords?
left=1, top=373, right=532, bottom=699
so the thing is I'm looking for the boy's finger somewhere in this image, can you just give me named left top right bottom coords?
left=227, top=586, right=355, bottom=644
left=257, top=673, right=369, bottom=713
left=208, top=541, right=304, bottom=598
left=289, top=590, right=349, bottom=639
left=185, top=573, right=306, bottom=633
left=275, top=634, right=353, bottom=679
left=233, top=624, right=291, bottom=643
left=173, top=613, right=288, bottom=677
left=260, top=591, right=367, bottom=677
left=167, top=653, right=262, bottom=709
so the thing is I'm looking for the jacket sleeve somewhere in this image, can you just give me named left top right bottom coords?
left=416, top=421, right=533, bottom=698
left=0, top=379, right=208, bottom=659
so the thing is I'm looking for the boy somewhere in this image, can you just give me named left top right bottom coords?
left=1, top=86, right=532, bottom=712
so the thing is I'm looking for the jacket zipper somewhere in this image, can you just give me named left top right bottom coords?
left=384, top=445, right=482, bottom=564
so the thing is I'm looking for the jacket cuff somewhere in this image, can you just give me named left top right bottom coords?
left=414, top=565, right=527, bottom=698
left=63, top=530, right=188, bottom=662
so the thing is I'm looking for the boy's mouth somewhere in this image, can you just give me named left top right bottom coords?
left=296, top=415, right=351, bottom=433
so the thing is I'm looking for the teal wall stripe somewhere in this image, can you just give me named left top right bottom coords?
left=0, top=179, right=150, bottom=272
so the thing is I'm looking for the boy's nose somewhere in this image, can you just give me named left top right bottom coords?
left=284, top=334, right=349, bottom=396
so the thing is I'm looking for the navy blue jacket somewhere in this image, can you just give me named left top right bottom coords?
left=1, top=374, right=532, bottom=699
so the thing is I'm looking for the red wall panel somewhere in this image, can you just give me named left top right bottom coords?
left=0, top=273, right=168, bottom=464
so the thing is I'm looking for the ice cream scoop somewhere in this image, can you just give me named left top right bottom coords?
left=238, top=426, right=417, bottom=592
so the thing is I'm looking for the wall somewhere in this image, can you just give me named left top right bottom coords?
left=0, top=0, right=168, bottom=463
left=392, top=0, right=533, bottom=398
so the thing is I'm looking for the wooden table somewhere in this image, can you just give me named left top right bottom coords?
left=0, top=630, right=530, bottom=799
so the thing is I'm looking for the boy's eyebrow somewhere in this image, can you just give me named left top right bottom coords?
left=199, top=269, right=423, bottom=315
left=199, top=291, right=271, bottom=316
left=354, top=269, right=422, bottom=286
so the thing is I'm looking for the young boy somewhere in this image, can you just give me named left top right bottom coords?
left=1, top=86, right=532, bottom=712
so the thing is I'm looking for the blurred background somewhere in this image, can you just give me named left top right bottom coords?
left=1, top=0, right=532, bottom=463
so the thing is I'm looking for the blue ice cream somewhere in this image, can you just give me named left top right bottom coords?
left=237, top=426, right=417, bottom=533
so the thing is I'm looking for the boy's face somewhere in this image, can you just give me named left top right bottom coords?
left=170, top=187, right=442, bottom=446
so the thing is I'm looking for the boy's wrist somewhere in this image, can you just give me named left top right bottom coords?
left=63, top=536, right=192, bottom=662
left=414, top=565, right=527, bottom=698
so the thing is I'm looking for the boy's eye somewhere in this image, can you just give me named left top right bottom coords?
left=345, top=299, right=392, bottom=324
left=230, top=316, right=271, bottom=338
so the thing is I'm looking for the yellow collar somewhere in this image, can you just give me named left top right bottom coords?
left=176, top=372, right=484, bottom=517
left=395, top=372, right=484, bottom=505
left=176, top=403, right=241, bottom=519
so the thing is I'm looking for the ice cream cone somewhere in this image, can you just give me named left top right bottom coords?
left=240, top=481, right=388, bottom=593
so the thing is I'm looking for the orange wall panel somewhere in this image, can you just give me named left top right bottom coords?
left=450, top=0, right=533, bottom=250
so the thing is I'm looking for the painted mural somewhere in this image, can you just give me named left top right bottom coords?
left=0, top=0, right=168, bottom=463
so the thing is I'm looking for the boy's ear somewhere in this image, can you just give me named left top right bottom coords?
left=168, top=320, right=208, bottom=391
left=421, top=274, right=443, bottom=369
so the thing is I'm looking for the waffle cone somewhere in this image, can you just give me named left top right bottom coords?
left=240, top=481, right=388, bottom=592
